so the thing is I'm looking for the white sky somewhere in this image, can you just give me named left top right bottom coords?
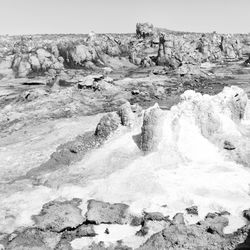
left=0, top=0, right=249, bottom=35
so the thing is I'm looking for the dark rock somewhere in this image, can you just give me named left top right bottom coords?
left=130, top=216, right=143, bottom=226
left=4, top=228, right=61, bottom=250
left=186, top=205, right=198, bottom=215
left=136, top=23, right=154, bottom=39
left=86, top=200, right=130, bottom=225
left=200, top=214, right=229, bottom=235
left=32, top=199, right=85, bottom=232
left=104, top=228, right=110, bottom=234
left=61, top=224, right=96, bottom=242
left=224, top=140, right=236, bottom=150
left=243, top=209, right=250, bottom=221
left=138, top=223, right=229, bottom=250
left=131, top=89, right=140, bottom=95
left=136, top=225, right=149, bottom=237
left=95, top=112, right=121, bottom=139
left=219, top=211, right=231, bottom=216
left=144, top=212, right=166, bottom=221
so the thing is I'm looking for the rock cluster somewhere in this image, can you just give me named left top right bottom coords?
left=12, top=47, right=64, bottom=77
left=1, top=198, right=250, bottom=250
left=136, top=23, right=155, bottom=39
left=156, top=32, right=242, bottom=70
left=26, top=102, right=141, bottom=177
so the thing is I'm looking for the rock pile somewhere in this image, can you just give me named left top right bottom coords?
left=11, top=47, right=64, bottom=77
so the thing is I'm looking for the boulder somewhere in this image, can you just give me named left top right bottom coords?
left=139, top=104, right=164, bottom=152
left=3, top=228, right=61, bottom=250
left=172, top=213, right=185, bottom=225
left=186, top=205, right=198, bottom=215
left=144, top=212, right=166, bottom=221
left=32, top=199, right=85, bottom=232
left=136, top=23, right=154, bottom=39
left=117, top=102, right=135, bottom=127
left=85, top=200, right=129, bottom=224
left=61, top=224, right=96, bottom=242
left=138, top=223, right=228, bottom=250
left=95, top=112, right=121, bottom=139
left=199, top=214, right=229, bottom=235
left=243, top=209, right=250, bottom=221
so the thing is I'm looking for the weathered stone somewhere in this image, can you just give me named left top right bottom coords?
left=86, top=200, right=129, bottom=224
left=199, top=214, right=229, bottom=235
left=138, top=223, right=227, bottom=250
left=32, top=199, right=85, bottom=232
left=186, top=205, right=198, bottom=215
left=117, top=102, right=134, bottom=127
left=140, top=104, right=164, bottom=152
left=172, top=213, right=185, bottom=225
left=243, top=209, right=250, bottom=221
left=61, top=224, right=96, bottom=242
left=4, top=228, right=61, bottom=250
left=94, top=112, right=121, bottom=139
left=144, top=212, right=166, bottom=221
left=224, top=140, right=236, bottom=150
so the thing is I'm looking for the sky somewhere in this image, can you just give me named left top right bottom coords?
left=0, top=0, right=249, bottom=35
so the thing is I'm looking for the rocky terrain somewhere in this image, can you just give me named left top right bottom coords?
left=0, top=23, right=250, bottom=249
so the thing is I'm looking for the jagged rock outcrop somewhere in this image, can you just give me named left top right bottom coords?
left=186, top=205, right=198, bottom=215
left=117, top=102, right=135, bottom=127
left=58, top=42, right=99, bottom=68
left=138, top=223, right=230, bottom=250
left=94, top=112, right=121, bottom=139
left=136, top=23, right=155, bottom=39
left=139, top=104, right=164, bottom=152
left=11, top=48, right=64, bottom=77
left=156, top=32, right=242, bottom=69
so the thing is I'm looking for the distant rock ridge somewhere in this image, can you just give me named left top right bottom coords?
left=1, top=23, right=247, bottom=77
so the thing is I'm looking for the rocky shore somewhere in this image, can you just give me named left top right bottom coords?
left=0, top=23, right=250, bottom=249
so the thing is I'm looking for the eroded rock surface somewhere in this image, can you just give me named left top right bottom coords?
left=32, top=199, right=85, bottom=232
left=86, top=200, right=130, bottom=225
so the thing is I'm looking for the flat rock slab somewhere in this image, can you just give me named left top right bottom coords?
left=3, top=228, right=61, bottom=250
left=86, top=200, right=129, bottom=225
left=32, top=198, right=85, bottom=232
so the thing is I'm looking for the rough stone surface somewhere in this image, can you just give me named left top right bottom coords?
left=85, top=200, right=130, bottom=224
left=140, top=104, right=164, bottom=152
left=95, top=112, right=121, bottom=139
left=138, top=223, right=229, bottom=250
left=32, top=199, right=85, bottom=232
left=144, top=212, right=166, bottom=221
left=186, top=205, right=199, bottom=215
left=243, top=209, right=250, bottom=221
left=3, top=228, right=61, bottom=250
left=172, top=213, right=185, bottom=225
left=117, top=102, right=135, bottom=127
